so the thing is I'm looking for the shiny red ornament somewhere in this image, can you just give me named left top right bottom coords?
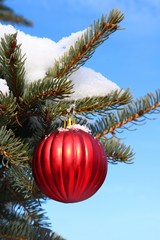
left=32, top=128, right=107, bottom=203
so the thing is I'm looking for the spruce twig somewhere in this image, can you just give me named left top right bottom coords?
left=47, top=9, right=124, bottom=80
left=40, top=88, right=132, bottom=120
left=0, top=0, right=32, bottom=26
left=0, top=126, right=30, bottom=165
left=93, top=90, right=160, bottom=139
left=101, top=137, right=134, bottom=163
left=0, top=92, right=16, bottom=125
left=0, top=33, right=26, bottom=102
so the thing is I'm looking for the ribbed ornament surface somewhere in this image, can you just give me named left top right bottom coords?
left=32, top=128, right=107, bottom=203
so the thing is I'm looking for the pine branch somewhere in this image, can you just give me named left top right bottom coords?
left=3, top=163, right=44, bottom=202
left=0, top=203, right=18, bottom=223
left=0, top=220, right=64, bottom=240
left=1, top=177, right=49, bottom=228
left=73, top=88, right=131, bottom=116
left=0, top=126, right=31, bottom=166
left=93, top=90, right=160, bottom=139
left=0, top=92, right=17, bottom=125
left=23, top=77, right=73, bottom=105
left=47, top=9, right=124, bottom=80
left=5, top=166, right=40, bottom=200
left=0, top=64, right=4, bottom=78
left=0, top=199, right=65, bottom=240
left=22, top=89, right=132, bottom=143
left=0, top=0, right=32, bottom=26
left=100, top=137, right=134, bottom=163
left=0, top=169, right=40, bottom=205
left=14, top=77, right=74, bottom=126
left=0, top=232, right=27, bottom=240
left=0, top=33, right=26, bottom=101
left=41, top=88, right=132, bottom=120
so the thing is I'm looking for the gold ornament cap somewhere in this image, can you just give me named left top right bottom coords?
left=63, top=117, right=76, bottom=128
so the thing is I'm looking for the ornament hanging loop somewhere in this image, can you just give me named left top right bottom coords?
left=64, top=101, right=76, bottom=128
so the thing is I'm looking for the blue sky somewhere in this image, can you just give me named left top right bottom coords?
left=4, top=1, right=160, bottom=239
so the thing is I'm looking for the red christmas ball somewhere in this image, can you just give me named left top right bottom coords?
left=32, top=128, right=107, bottom=203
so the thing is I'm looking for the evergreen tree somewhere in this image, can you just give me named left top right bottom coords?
left=0, top=0, right=32, bottom=26
left=0, top=7, right=160, bottom=240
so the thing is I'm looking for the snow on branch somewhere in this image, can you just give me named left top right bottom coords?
left=0, top=10, right=122, bottom=99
